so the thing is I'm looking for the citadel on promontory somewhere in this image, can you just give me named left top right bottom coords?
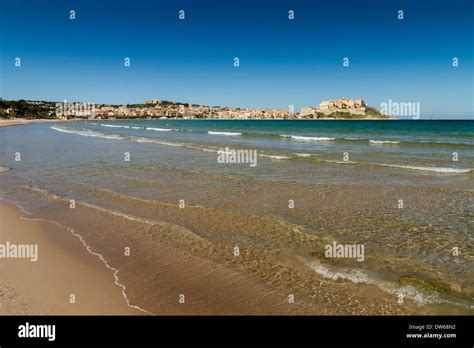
left=300, top=97, right=389, bottom=119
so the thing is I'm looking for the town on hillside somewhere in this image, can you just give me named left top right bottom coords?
left=0, top=97, right=390, bottom=120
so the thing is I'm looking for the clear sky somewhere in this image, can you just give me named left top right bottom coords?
left=0, top=0, right=473, bottom=118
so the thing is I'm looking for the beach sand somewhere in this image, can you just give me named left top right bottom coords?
left=0, top=202, right=143, bottom=315
left=0, top=200, right=305, bottom=315
left=0, top=119, right=62, bottom=128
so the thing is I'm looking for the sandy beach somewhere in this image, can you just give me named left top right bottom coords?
left=0, top=200, right=308, bottom=315
left=0, top=118, right=63, bottom=128
left=0, top=202, right=143, bottom=315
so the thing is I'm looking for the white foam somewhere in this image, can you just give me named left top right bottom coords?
left=304, top=258, right=440, bottom=306
left=324, top=160, right=355, bottom=164
left=146, top=127, right=172, bottom=132
left=379, top=163, right=471, bottom=173
left=51, top=125, right=124, bottom=140
left=186, top=145, right=218, bottom=153
left=101, top=124, right=130, bottom=129
left=208, top=131, right=242, bottom=136
left=324, top=160, right=472, bottom=174
left=323, top=157, right=471, bottom=174
left=309, top=262, right=371, bottom=284
left=369, top=140, right=400, bottom=144
left=259, top=154, right=291, bottom=160
left=294, top=153, right=313, bottom=157
left=51, top=125, right=184, bottom=147
left=131, top=137, right=184, bottom=147
left=281, top=135, right=335, bottom=141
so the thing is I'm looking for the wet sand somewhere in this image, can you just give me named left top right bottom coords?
left=0, top=202, right=143, bottom=315
left=0, top=200, right=317, bottom=315
left=0, top=119, right=61, bottom=128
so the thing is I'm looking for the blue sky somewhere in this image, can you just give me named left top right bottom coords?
left=0, top=0, right=473, bottom=118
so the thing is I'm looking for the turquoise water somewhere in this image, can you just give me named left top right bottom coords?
left=52, top=119, right=474, bottom=173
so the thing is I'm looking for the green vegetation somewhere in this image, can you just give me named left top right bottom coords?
left=398, top=275, right=470, bottom=300
left=297, top=107, right=391, bottom=120
left=0, top=99, right=56, bottom=119
left=399, top=276, right=447, bottom=293
left=366, top=106, right=390, bottom=118
left=126, top=104, right=150, bottom=109
left=310, top=250, right=327, bottom=260
left=315, top=111, right=366, bottom=119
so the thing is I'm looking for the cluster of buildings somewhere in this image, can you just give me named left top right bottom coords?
left=300, top=97, right=368, bottom=117
left=2, top=97, right=378, bottom=120
left=214, top=108, right=291, bottom=119
left=93, top=101, right=293, bottom=120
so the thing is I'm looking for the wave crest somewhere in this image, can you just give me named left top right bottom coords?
left=208, top=131, right=242, bottom=136
left=281, top=135, right=335, bottom=141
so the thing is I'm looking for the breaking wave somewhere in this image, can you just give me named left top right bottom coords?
left=369, top=140, right=401, bottom=145
left=208, top=131, right=242, bottom=136
left=280, top=135, right=335, bottom=141
left=304, top=259, right=440, bottom=306
left=146, top=127, right=173, bottom=132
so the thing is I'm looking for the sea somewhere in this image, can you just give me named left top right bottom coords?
left=0, top=119, right=473, bottom=314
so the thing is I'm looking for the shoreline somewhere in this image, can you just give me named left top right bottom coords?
left=0, top=198, right=309, bottom=315
left=0, top=201, right=144, bottom=315
left=0, top=118, right=60, bottom=128
left=0, top=118, right=89, bottom=128
left=0, top=117, right=398, bottom=127
left=0, top=118, right=70, bottom=128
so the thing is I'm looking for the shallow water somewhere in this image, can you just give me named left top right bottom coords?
left=0, top=120, right=473, bottom=314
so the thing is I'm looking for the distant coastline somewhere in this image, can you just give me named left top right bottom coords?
left=1, top=97, right=394, bottom=121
